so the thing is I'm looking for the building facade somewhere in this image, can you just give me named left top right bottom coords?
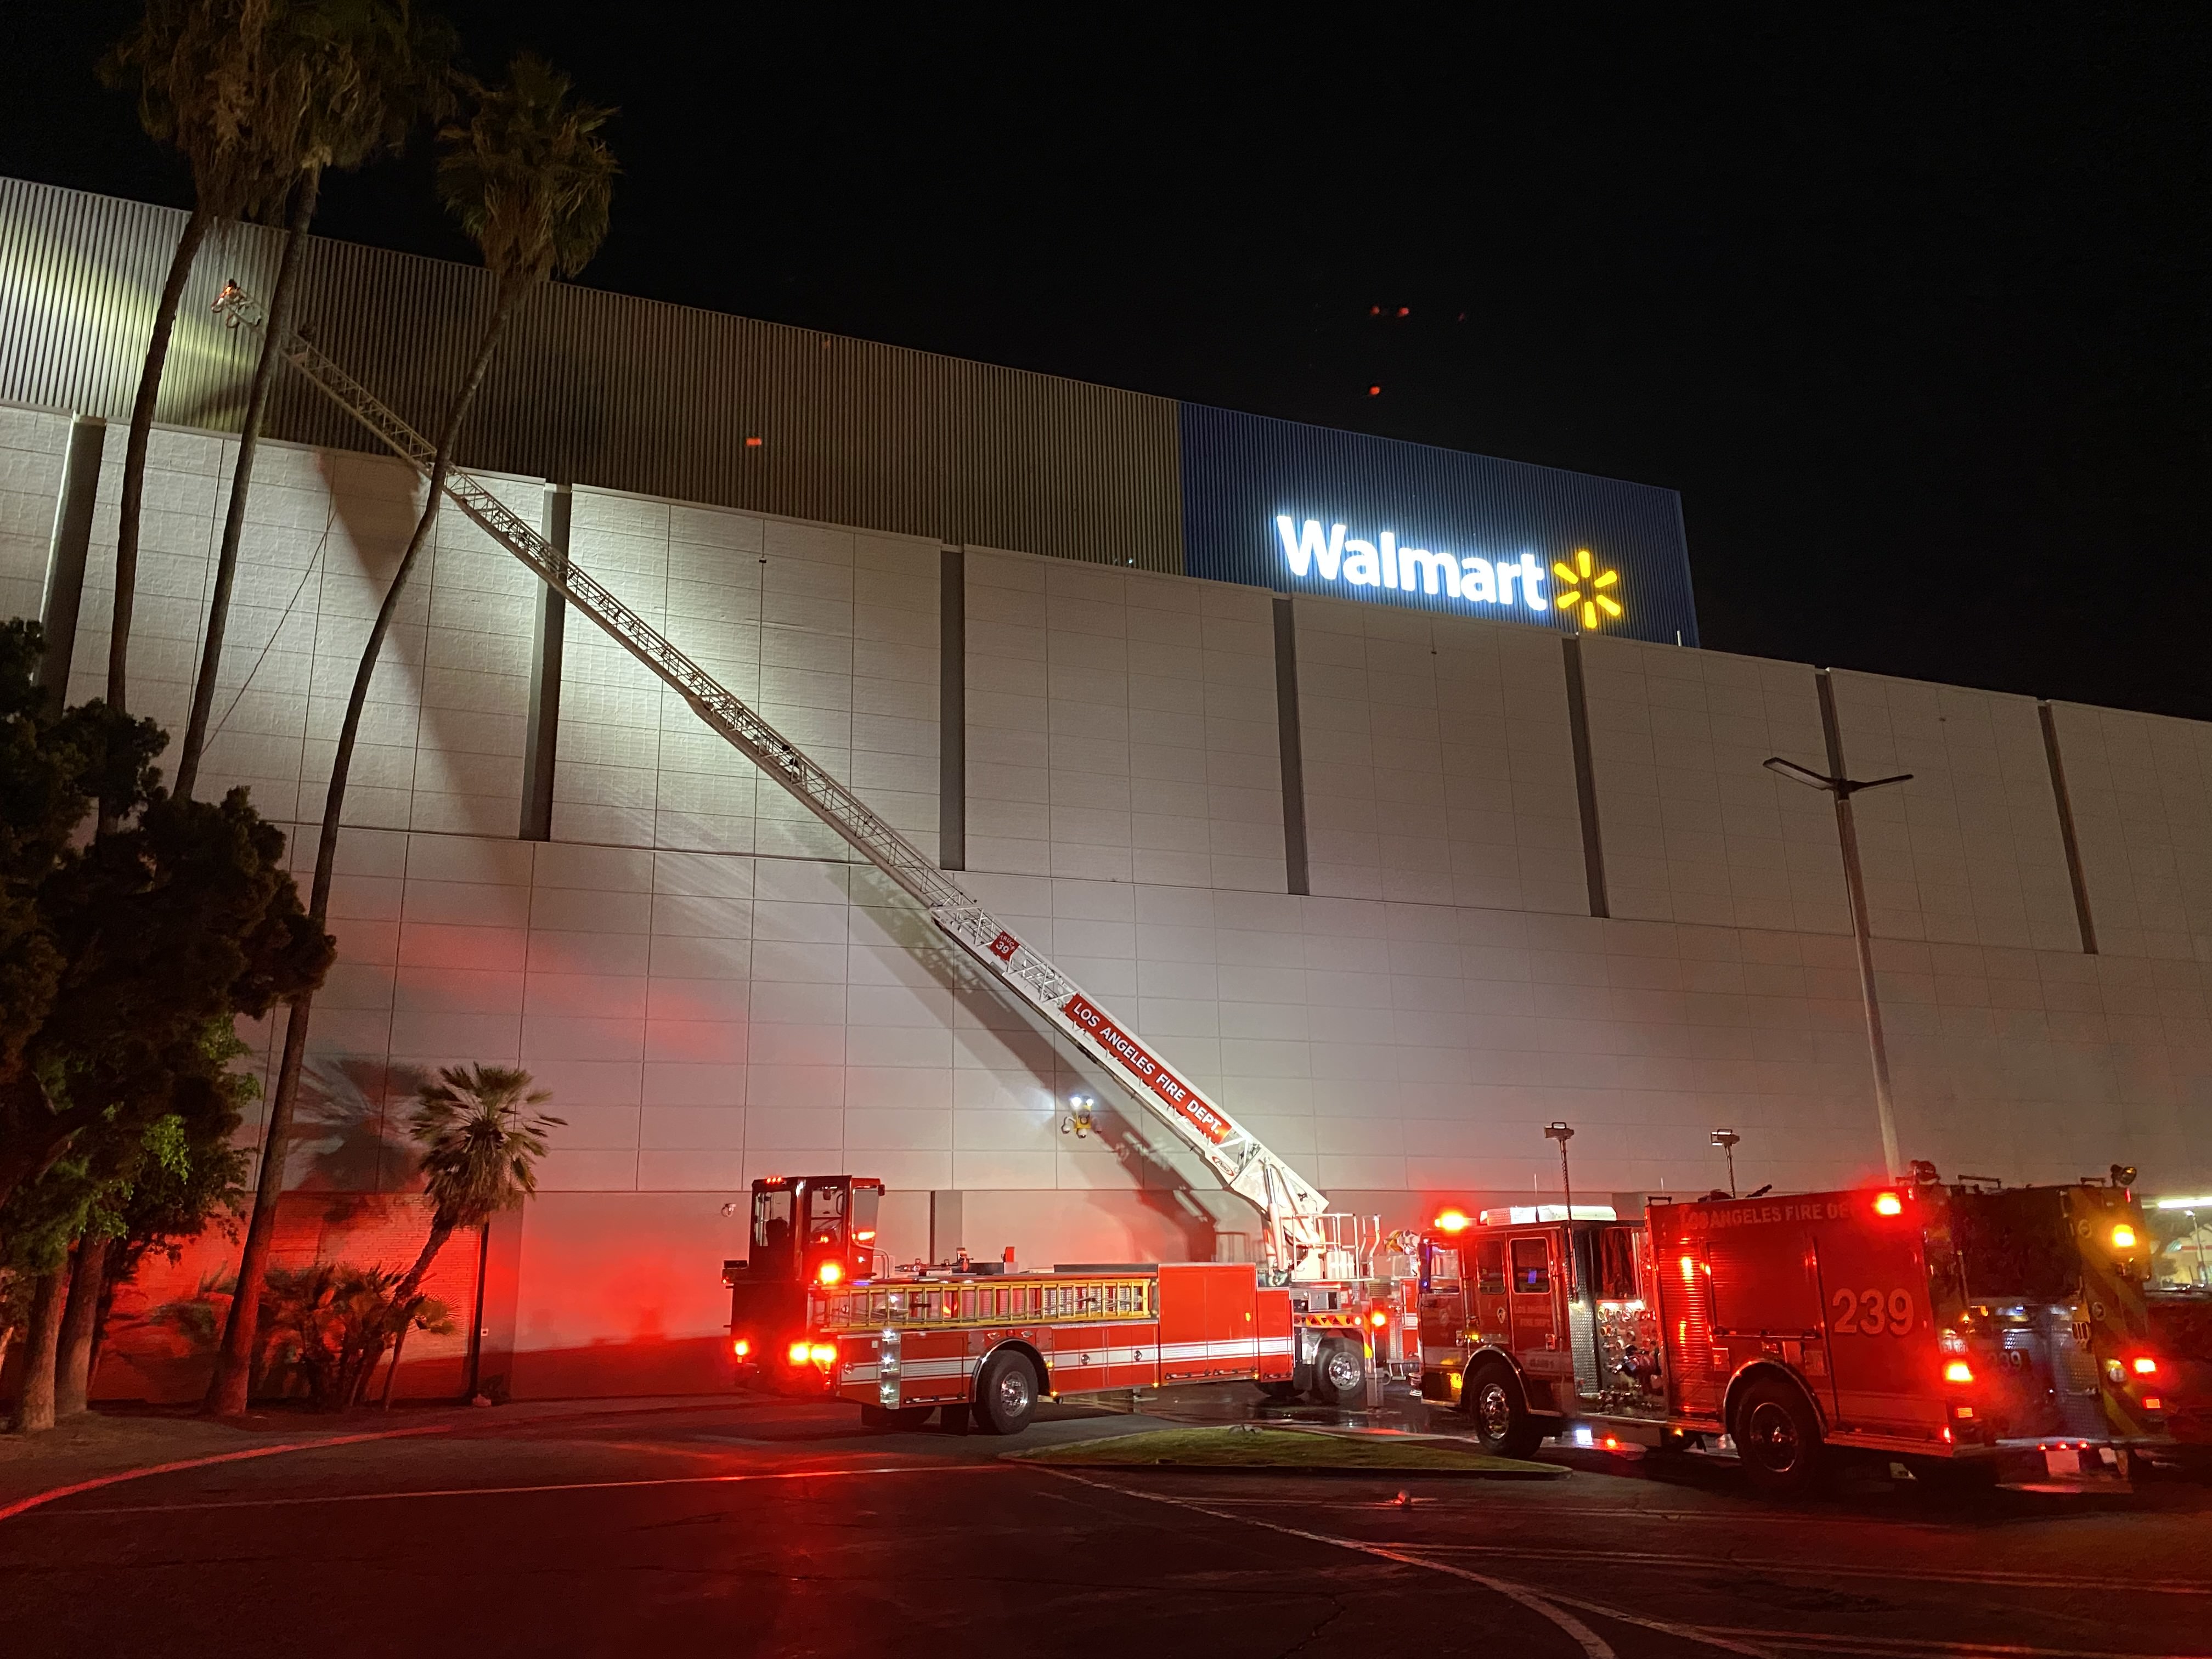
left=2, top=177, right=2207, bottom=1399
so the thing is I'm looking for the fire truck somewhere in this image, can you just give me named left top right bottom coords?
left=721, top=1172, right=1410, bottom=1416
left=1414, top=1171, right=2177, bottom=1491
left=215, top=280, right=1420, bottom=1424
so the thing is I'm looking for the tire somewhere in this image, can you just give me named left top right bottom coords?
left=1464, top=1361, right=1543, bottom=1459
left=859, top=1403, right=933, bottom=1431
left=1314, top=1339, right=1368, bottom=1409
left=1733, top=1375, right=1825, bottom=1497
left=973, top=1350, right=1040, bottom=1436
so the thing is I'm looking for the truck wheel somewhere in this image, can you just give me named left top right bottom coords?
left=859, top=1403, right=934, bottom=1431
left=1464, top=1362, right=1543, bottom=1459
left=974, top=1351, right=1039, bottom=1436
left=1734, top=1375, right=1825, bottom=1496
left=1315, top=1339, right=1367, bottom=1408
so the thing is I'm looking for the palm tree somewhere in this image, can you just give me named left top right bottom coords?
left=174, top=0, right=457, bottom=800
left=206, top=57, right=613, bottom=1415
left=364, top=1065, right=558, bottom=1408
left=99, top=0, right=301, bottom=716
left=396, top=1065, right=562, bottom=1308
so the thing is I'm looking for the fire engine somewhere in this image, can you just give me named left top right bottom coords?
left=1415, top=1170, right=2179, bottom=1490
left=214, top=279, right=1421, bottom=1424
left=721, top=1174, right=1414, bottom=1415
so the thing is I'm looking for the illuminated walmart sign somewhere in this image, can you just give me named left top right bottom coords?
left=1274, top=516, right=1624, bottom=629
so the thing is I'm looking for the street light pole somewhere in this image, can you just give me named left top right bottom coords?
left=1765, top=670, right=1913, bottom=1178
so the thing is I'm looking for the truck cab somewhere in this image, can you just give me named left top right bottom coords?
left=723, top=1175, right=884, bottom=1387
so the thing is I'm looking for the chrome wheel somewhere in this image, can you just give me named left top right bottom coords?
left=1322, top=1346, right=1364, bottom=1395
left=1745, top=1400, right=1801, bottom=1474
left=1475, top=1380, right=1515, bottom=1441
left=995, top=1364, right=1033, bottom=1419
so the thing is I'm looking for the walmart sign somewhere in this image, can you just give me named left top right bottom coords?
left=1177, top=404, right=1699, bottom=646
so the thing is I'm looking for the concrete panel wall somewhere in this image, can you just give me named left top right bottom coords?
left=963, top=549, right=1284, bottom=891
left=2047, top=699, right=2212, bottom=962
left=1581, top=635, right=1848, bottom=932
left=1830, top=671, right=2079, bottom=951
left=1294, top=596, right=1586, bottom=912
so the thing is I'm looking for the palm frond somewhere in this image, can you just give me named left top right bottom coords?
left=405, top=1063, right=563, bottom=1231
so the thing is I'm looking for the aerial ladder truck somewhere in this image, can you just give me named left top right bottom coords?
left=215, top=282, right=1418, bottom=1430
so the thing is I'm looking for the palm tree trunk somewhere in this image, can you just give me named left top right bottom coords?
left=392, top=1217, right=456, bottom=1314
left=205, top=298, right=517, bottom=1417
left=177, top=169, right=321, bottom=801
left=54, top=1235, right=107, bottom=1415
left=110, top=206, right=213, bottom=717
left=377, top=1315, right=415, bottom=1410
left=11, top=1268, right=65, bottom=1432
left=204, top=988, right=309, bottom=1415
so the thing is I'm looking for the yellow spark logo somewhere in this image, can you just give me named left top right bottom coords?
left=1552, top=549, right=1622, bottom=630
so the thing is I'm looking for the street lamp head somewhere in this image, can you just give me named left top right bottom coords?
left=1763, top=755, right=1834, bottom=791
left=1711, top=1129, right=1740, bottom=1150
left=1543, top=1121, right=1574, bottom=1144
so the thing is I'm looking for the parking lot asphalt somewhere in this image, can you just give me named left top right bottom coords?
left=4, top=1391, right=2207, bottom=1659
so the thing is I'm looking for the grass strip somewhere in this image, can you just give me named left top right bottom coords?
left=1007, top=1426, right=1562, bottom=1476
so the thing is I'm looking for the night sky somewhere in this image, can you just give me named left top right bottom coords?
left=6, top=8, right=2209, bottom=719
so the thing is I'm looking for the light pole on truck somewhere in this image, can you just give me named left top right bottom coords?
left=1712, top=1128, right=1741, bottom=1198
left=1544, top=1121, right=1577, bottom=1294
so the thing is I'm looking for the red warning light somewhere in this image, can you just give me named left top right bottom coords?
left=1367, top=385, right=1381, bottom=397
left=1396, top=307, right=1409, bottom=317
left=1874, top=1192, right=1904, bottom=1216
left=1433, top=1208, right=1472, bottom=1234
left=744, top=436, right=763, bottom=447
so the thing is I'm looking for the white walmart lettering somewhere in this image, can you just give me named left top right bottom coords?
left=1275, top=518, right=1550, bottom=613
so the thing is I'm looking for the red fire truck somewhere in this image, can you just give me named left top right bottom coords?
left=1415, top=1172, right=2176, bottom=1491
left=723, top=1172, right=1407, bottom=1415
left=808, top=1261, right=1295, bottom=1432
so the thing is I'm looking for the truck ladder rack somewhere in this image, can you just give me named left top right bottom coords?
left=212, top=281, right=1333, bottom=1278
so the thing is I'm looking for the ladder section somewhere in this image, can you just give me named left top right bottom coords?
left=211, top=282, right=1335, bottom=1277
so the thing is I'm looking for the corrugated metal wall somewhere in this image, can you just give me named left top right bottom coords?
left=0, top=176, right=1185, bottom=572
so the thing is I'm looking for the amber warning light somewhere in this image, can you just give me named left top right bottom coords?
left=817, top=1260, right=844, bottom=1285
left=1433, top=1208, right=1472, bottom=1234
left=2111, top=1223, right=2137, bottom=1250
left=1874, top=1192, right=1904, bottom=1217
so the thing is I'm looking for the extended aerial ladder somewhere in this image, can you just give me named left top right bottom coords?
left=213, top=282, right=1341, bottom=1281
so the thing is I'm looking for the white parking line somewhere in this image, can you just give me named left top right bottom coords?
left=1033, top=1464, right=1781, bottom=1659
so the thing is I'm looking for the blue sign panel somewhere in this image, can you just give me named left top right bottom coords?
left=1177, top=403, right=1698, bottom=647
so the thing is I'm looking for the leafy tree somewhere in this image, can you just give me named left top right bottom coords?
left=0, top=621, right=328, bottom=1427
left=52, top=1023, right=256, bottom=1414
left=176, top=0, right=458, bottom=799
left=212, top=55, right=613, bottom=1416
left=98, top=0, right=304, bottom=715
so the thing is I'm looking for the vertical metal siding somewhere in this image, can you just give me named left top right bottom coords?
left=0, top=176, right=1185, bottom=572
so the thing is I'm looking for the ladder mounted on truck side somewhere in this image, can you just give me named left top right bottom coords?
left=212, top=280, right=1340, bottom=1282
